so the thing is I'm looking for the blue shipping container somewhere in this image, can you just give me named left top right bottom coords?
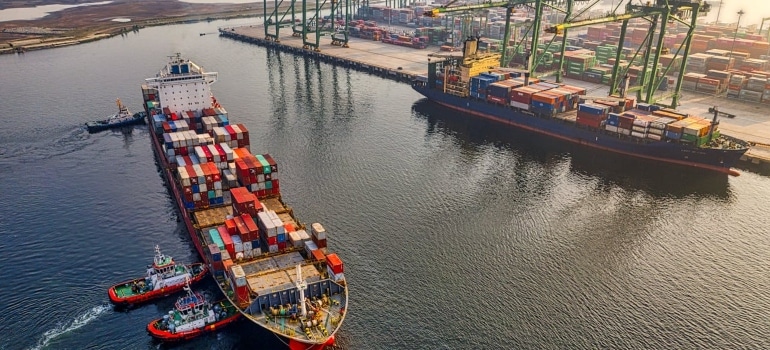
left=578, top=103, right=607, bottom=115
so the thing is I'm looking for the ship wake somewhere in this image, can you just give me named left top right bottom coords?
left=28, top=304, right=110, bottom=350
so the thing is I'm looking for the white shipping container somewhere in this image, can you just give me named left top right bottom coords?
left=289, top=231, right=303, bottom=247
left=252, top=247, right=262, bottom=257
left=510, top=101, right=529, bottom=110
left=647, top=133, right=662, bottom=141
left=244, top=249, right=253, bottom=259
left=327, top=266, right=345, bottom=282
left=631, top=131, right=646, bottom=138
left=233, top=235, right=243, bottom=253
left=305, top=241, right=318, bottom=256
left=296, top=229, right=311, bottom=242
left=219, top=143, right=234, bottom=161
left=268, top=244, right=279, bottom=253
left=311, top=223, right=327, bottom=240
left=605, top=125, right=618, bottom=133
left=243, top=241, right=252, bottom=252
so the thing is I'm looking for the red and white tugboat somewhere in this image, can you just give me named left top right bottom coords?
left=108, top=245, right=208, bottom=306
left=147, top=282, right=240, bottom=342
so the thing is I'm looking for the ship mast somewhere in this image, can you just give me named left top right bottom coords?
left=295, top=264, right=307, bottom=317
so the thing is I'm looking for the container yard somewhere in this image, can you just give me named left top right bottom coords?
left=220, top=0, right=770, bottom=171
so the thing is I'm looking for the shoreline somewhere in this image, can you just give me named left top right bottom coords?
left=0, top=5, right=270, bottom=55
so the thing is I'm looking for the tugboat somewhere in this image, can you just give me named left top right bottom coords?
left=108, top=246, right=208, bottom=307
left=146, top=281, right=240, bottom=342
left=85, top=98, right=146, bottom=133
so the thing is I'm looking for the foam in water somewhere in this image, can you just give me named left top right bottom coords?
left=28, top=304, right=110, bottom=350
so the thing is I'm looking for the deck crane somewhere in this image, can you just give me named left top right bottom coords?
left=544, top=0, right=711, bottom=108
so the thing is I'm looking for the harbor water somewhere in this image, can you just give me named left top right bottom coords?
left=2, top=18, right=770, bottom=350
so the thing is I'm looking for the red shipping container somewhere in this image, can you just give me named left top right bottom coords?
left=218, top=226, right=235, bottom=257
left=326, top=253, right=344, bottom=274
left=241, top=213, right=260, bottom=236
left=234, top=216, right=249, bottom=237
left=311, top=249, right=326, bottom=262
left=273, top=179, right=280, bottom=192
left=278, top=241, right=287, bottom=250
left=225, top=218, right=237, bottom=235
left=214, top=144, right=227, bottom=161
left=313, top=236, right=327, bottom=249
left=266, top=236, right=277, bottom=246
left=234, top=285, right=249, bottom=304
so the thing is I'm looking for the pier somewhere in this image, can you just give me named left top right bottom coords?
left=220, top=24, right=770, bottom=174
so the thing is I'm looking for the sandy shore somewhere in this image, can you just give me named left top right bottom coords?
left=0, top=0, right=268, bottom=54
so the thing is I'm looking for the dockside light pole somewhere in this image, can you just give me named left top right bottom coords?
left=729, top=10, right=745, bottom=59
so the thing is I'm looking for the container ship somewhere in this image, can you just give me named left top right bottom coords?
left=140, top=54, right=347, bottom=350
left=412, top=37, right=749, bottom=176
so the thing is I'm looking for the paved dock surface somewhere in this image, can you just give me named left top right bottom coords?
left=221, top=24, right=770, bottom=172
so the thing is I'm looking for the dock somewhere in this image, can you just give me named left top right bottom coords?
left=219, top=24, right=770, bottom=174
left=219, top=25, right=449, bottom=82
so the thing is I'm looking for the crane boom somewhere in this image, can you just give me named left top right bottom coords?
left=424, top=1, right=514, bottom=17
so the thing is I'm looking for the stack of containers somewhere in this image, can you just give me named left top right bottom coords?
left=234, top=154, right=281, bottom=198
left=594, top=45, right=617, bottom=64
left=325, top=253, right=345, bottom=282
left=681, top=117, right=713, bottom=146
left=266, top=210, right=288, bottom=251
left=685, top=53, right=712, bottom=73
left=727, top=75, right=746, bottom=98
left=682, top=73, right=705, bottom=91
left=605, top=112, right=622, bottom=133
left=228, top=265, right=250, bottom=306
left=201, top=115, right=229, bottom=134
left=151, top=113, right=167, bottom=133
left=211, top=124, right=250, bottom=151
left=706, top=70, right=731, bottom=88
left=576, top=103, right=609, bottom=128
left=288, top=229, right=312, bottom=248
left=177, top=162, right=225, bottom=209
left=224, top=213, right=261, bottom=258
left=230, top=187, right=263, bottom=218
left=510, top=85, right=540, bottom=110
left=207, top=228, right=225, bottom=275
left=257, top=210, right=279, bottom=253
left=740, top=77, right=767, bottom=102
left=240, top=213, right=261, bottom=257
left=707, top=56, right=734, bottom=71
left=696, top=76, right=721, bottom=94
left=486, top=79, right=522, bottom=105
left=311, top=223, right=328, bottom=251
left=647, top=116, right=676, bottom=141
left=163, top=129, right=214, bottom=164
left=630, top=114, right=656, bottom=139
left=616, top=112, right=636, bottom=136
left=469, top=75, right=497, bottom=99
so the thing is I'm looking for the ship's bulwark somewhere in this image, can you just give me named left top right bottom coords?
left=412, top=83, right=747, bottom=176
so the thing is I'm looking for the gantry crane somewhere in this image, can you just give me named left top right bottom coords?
left=264, top=0, right=352, bottom=50
left=544, top=0, right=711, bottom=107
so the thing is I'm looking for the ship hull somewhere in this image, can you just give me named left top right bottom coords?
left=413, top=83, right=747, bottom=176
left=85, top=113, right=146, bottom=133
left=145, top=98, right=341, bottom=350
left=146, top=303, right=241, bottom=343
left=107, top=263, right=208, bottom=307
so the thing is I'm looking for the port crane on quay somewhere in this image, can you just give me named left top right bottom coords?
left=424, top=0, right=711, bottom=109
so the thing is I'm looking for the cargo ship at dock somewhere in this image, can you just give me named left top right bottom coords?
left=140, top=54, right=347, bottom=350
left=412, top=37, right=749, bottom=176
